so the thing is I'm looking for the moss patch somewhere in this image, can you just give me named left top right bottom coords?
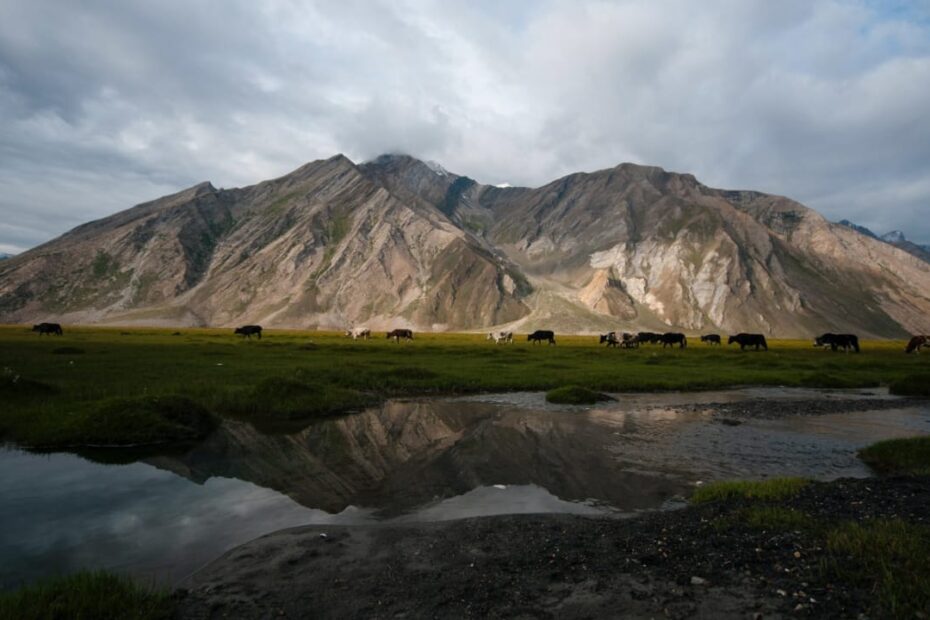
left=545, top=385, right=613, bottom=405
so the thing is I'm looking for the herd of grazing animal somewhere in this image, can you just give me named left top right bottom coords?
left=26, top=320, right=930, bottom=355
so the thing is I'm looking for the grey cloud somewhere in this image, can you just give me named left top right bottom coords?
left=0, top=0, right=928, bottom=253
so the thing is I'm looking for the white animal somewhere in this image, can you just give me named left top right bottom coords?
left=486, top=331, right=514, bottom=344
left=346, top=327, right=371, bottom=340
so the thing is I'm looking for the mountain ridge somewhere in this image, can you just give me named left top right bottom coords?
left=1, top=153, right=928, bottom=337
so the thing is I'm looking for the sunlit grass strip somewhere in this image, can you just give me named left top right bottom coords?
left=0, top=570, right=174, bottom=620
left=826, top=520, right=930, bottom=618
left=859, top=436, right=930, bottom=475
left=690, top=477, right=810, bottom=504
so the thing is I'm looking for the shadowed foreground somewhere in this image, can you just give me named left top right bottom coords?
left=177, top=476, right=930, bottom=619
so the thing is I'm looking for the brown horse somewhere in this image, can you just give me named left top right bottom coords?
left=906, top=335, right=929, bottom=354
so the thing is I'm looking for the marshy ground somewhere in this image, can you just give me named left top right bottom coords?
left=1, top=325, right=928, bottom=448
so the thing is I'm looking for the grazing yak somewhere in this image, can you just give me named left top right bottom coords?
left=346, top=327, right=371, bottom=340
left=621, top=333, right=639, bottom=349
left=527, top=330, right=556, bottom=345
left=32, top=322, right=63, bottom=336
left=599, top=332, right=620, bottom=347
left=700, top=334, right=721, bottom=345
left=487, top=331, right=514, bottom=344
left=906, top=335, right=929, bottom=354
left=660, top=332, right=687, bottom=348
left=234, top=325, right=263, bottom=339
left=387, top=328, right=414, bottom=342
left=728, top=333, right=768, bottom=351
left=637, top=332, right=660, bottom=345
left=814, top=333, right=860, bottom=353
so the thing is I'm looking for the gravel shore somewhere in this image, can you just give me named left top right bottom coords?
left=176, top=476, right=930, bottom=619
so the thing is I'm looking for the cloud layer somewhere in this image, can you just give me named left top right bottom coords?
left=1, top=0, right=929, bottom=253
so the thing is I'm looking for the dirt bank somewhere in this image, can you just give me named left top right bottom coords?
left=176, top=476, right=930, bottom=619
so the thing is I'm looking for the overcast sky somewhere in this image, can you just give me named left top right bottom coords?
left=1, top=0, right=929, bottom=254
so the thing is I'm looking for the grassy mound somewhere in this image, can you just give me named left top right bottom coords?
left=691, top=477, right=809, bottom=504
left=889, top=374, right=930, bottom=397
left=859, top=436, right=930, bottom=475
left=64, top=395, right=217, bottom=447
left=223, top=376, right=378, bottom=421
left=0, top=570, right=174, bottom=620
left=0, top=374, right=58, bottom=400
left=545, top=385, right=613, bottom=405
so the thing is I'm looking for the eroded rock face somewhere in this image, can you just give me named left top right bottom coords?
left=1, top=154, right=928, bottom=336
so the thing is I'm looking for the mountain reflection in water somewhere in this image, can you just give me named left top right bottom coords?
left=1, top=388, right=928, bottom=588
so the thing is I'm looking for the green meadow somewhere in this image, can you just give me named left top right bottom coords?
left=1, top=325, right=927, bottom=448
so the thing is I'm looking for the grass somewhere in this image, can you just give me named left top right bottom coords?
left=826, top=520, right=930, bottom=618
left=545, top=385, right=612, bottom=404
left=690, top=477, right=810, bottom=504
left=0, top=326, right=924, bottom=448
left=858, top=436, right=930, bottom=476
left=0, top=570, right=174, bottom=620
left=889, top=373, right=930, bottom=397
left=699, top=475, right=930, bottom=617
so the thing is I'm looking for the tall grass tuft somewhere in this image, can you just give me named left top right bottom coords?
left=825, top=520, right=930, bottom=618
left=0, top=570, right=174, bottom=620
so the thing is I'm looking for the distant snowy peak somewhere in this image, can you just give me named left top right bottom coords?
left=495, top=182, right=513, bottom=188
left=881, top=230, right=906, bottom=244
left=0, top=253, right=13, bottom=261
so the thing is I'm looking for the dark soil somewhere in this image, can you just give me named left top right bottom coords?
left=176, top=476, right=930, bottom=619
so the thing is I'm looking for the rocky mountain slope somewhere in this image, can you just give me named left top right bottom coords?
left=1, top=153, right=928, bottom=337
left=838, top=220, right=930, bottom=265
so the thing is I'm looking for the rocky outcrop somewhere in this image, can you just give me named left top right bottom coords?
left=1, top=154, right=928, bottom=336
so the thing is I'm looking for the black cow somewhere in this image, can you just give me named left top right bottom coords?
left=814, top=333, right=860, bottom=353
left=32, top=322, right=63, bottom=336
left=700, top=334, right=721, bottom=345
left=660, top=332, right=687, bottom=348
left=637, top=332, right=660, bottom=344
left=620, top=333, right=639, bottom=349
left=728, top=333, right=768, bottom=351
left=386, top=328, right=414, bottom=342
left=528, top=330, right=556, bottom=345
left=599, top=332, right=620, bottom=347
left=234, top=325, right=263, bottom=339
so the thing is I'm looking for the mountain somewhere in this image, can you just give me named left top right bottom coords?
left=0, top=253, right=12, bottom=261
left=838, top=220, right=930, bottom=266
left=1, top=154, right=929, bottom=337
left=880, top=231, right=930, bottom=264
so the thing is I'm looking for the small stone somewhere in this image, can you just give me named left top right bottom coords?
left=777, top=589, right=787, bottom=597
left=793, top=551, right=801, bottom=558
left=690, top=576, right=707, bottom=586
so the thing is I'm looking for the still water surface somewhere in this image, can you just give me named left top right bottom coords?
left=2, top=387, right=928, bottom=589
